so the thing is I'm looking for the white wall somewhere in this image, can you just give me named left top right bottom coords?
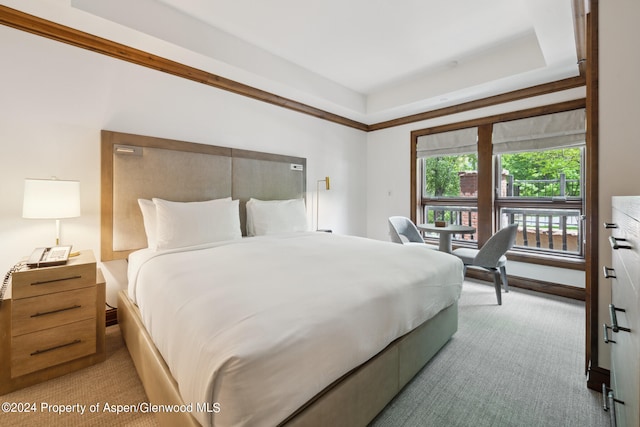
left=597, top=0, right=640, bottom=368
left=0, top=25, right=367, bottom=306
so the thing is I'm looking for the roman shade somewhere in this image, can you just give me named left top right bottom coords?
left=416, top=127, right=478, bottom=158
left=492, top=108, right=586, bottom=154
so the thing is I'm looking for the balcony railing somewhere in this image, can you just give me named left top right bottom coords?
left=423, top=205, right=477, bottom=242
left=423, top=205, right=582, bottom=255
left=502, top=207, right=582, bottom=255
left=505, top=173, right=580, bottom=198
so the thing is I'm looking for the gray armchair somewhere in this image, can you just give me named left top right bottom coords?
left=388, top=216, right=437, bottom=249
left=452, top=223, right=518, bottom=305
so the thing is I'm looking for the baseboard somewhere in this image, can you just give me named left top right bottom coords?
left=106, top=307, right=118, bottom=326
left=465, top=270, right=585, bottom=300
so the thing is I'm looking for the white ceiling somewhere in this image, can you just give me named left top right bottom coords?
left=70, top=0, right=580, bottom=124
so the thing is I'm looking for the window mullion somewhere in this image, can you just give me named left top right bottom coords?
left=477, top=124, right=493, bottom=247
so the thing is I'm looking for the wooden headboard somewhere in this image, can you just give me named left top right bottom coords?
left=100, top=130, right=306, bottom=261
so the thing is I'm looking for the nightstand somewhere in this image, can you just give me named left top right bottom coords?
left=0, top=250, right=105, bottom=395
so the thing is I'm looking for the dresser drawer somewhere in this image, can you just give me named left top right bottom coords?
left=12, top=251, right=96, bottom=299
left=11, top=287, right=96, bottom=337
left=609, top=197, right=640, bottom=427
left=11, top=318, right=96, bottom=378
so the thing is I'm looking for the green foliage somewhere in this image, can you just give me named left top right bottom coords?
left=424, top=149, right=582, bottom=198
left=501, top=148, right=582, bottom=197
left=501, top=148, right=581, bottom=180
left=424, top=154, right=476, bottom=197
left=426, top=210, right=460, bottom=223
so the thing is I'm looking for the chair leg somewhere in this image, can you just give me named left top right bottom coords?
left=492, top=270, right=502, bottom=305
left=500, top=266, right=509, bottom=293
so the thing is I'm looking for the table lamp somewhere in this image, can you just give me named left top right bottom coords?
left=22, top=178, right=81, bottom=245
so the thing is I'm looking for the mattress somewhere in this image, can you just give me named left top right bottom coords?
left=127, top=232, right=463, bottom=426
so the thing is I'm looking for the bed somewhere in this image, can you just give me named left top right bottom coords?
left=101, top=130, right=464, bottom=426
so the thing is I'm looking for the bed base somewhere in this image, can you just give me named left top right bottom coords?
left=117, top=290, right=457, bottom=426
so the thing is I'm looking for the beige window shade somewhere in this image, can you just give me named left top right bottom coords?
left=416, top=127, right=478, bottom=158
left=492, top=108, right=586, bottom=155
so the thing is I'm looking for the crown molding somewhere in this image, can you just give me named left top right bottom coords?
left=0, top=4, right=586, bottom=133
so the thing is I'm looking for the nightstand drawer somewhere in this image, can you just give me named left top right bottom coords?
left=12, top=287, right=97, bottom=336
left=11, top=251, right=96, bottom=299
left=11, top=318, right=96, bottom=378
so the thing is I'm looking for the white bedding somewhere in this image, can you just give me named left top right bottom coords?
left=128, top=232, right=463, bottom=427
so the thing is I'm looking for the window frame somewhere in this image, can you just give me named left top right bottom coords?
left=494, top=146, right=585, bottom=259
left=411, top=99, right=587, bottom=270
left=419, top=150, right=479, bottom=247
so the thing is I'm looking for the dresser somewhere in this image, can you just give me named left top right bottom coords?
left=603, top=197, right=640, bottom=427
left=0, top=250, right=105, bottom=395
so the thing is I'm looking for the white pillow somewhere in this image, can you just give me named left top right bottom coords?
left=138, top=199, right=158, bottom=249
left=152, top=197, right=241, bottom=250
left=246, top=198, right=309, bottom=236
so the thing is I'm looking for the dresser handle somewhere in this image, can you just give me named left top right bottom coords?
left=31, top=304, right=81, bottom=318
left=608, top=236, right=632, bottom=250
left=607, top=392, right=618, bottom=427
left=31, top=275, right=82, bottom=286
left=604, top=222, right=618, bottom=229
left=30, top=339, right=82, bottom=356
left=609, top=304, right=631, bottom=333
left=602, top=384, right=624, bottom=426
left=603, top=266, right=616, bottom=279
left=603, top=324, right=616, bottom=344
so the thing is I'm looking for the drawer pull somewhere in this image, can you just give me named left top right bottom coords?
left=603, top=324, right=616, bottom=344
left=30, top=339, right=82, bottom=356
left=31, top=304, right=81, bottom=318
left=607, top=392, right=618, bottom=427
left=604, top=222, right=618, bottom=229
left=31, top=275, right=82, bottom=286
left=609, top=304, right=631, bottom=333
left=602, top=383, right=610, bottom=410
left=608, top=236, right=632, bottom=250
left=602, top=384, right=624, bottom=427
left=603, top=266, right=616, bottom=279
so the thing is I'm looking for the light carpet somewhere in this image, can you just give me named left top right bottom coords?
left=371, top=280, right=608, bottom=427
left=1, top=280, right=608, bottom=426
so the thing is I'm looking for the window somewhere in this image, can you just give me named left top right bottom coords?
left=415, top=106, right=586, bottom=261
left=417, top=127, right=478, bottom=245
left=493, top=109, right=585, bottom=257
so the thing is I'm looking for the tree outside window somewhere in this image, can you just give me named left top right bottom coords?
left=424, top=154, right=477, bottom=197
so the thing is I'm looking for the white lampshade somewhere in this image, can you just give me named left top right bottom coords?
left=23, top=178, right=81, bottom=219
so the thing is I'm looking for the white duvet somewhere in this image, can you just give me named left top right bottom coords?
left=128, top=232, right=463, bottom=426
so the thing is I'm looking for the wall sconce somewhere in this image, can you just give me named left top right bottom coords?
left=315, top=176, right=330, bottom=231
left=22, top=178, right=81, bottom=245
